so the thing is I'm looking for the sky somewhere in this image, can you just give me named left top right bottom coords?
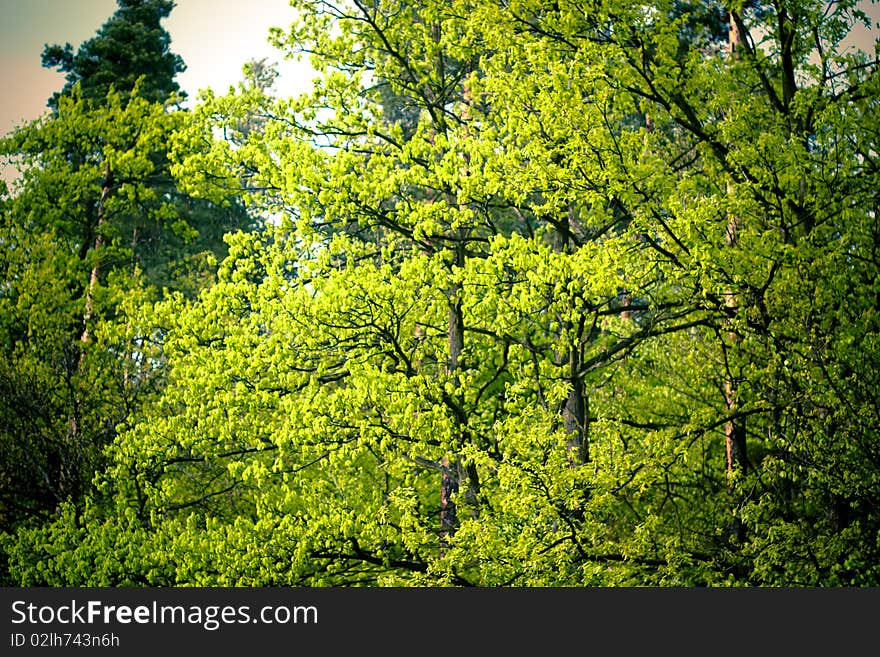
left=0, top=0, right=315, bottom=136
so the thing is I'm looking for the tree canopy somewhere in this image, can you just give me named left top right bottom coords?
left=2, top=0, right=879, bottom=587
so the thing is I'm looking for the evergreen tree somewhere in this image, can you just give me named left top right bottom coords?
left=42, top=0, right=186, bottom=109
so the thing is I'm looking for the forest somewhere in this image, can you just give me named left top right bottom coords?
left=1, top=0, right=879, bottom=586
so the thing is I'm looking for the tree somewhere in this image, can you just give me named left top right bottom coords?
left=42, top=0, right=186, bottom=109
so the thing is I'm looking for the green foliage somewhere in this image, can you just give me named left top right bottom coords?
left=3, top=0, right=879, bottom=586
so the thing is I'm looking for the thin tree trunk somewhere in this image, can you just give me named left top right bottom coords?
left=439, top=455, right=458, bottom=553
left=724, top=182, right=746, bottom=486
left=558, top=206, right=590, bottom=465
left=438, top=73, right=481, bottom=553
left=440, top=289, right=464, bottom=552
left=80, top=161, right=113, bottom=346
left=63, top=161, right=112, bottom=502
left=439, top=276, right=482, bottom=553
left=564, top=352, right=590, bottom=464
left=724, top=15, right=747, bottom=544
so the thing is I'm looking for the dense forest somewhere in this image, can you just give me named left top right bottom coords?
left=1, top=0, right=879, bottom=586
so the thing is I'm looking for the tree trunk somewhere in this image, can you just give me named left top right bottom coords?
left=440, top=291, right=464, bottom=553
left=439, top=455, right=458, bottom=554
left=437, top=72, right=481, bottom=551
left=62, top=160, right=112, bottom=502
left=439, top=272, right=480, bottom=554
left=564, top=354, right=590, bottom=464
left=724, top=15, right=747, bottom=544
left=80, top=161, right=113, bottom=346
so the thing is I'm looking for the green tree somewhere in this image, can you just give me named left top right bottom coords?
left=42, top=0, right=186, bottom=109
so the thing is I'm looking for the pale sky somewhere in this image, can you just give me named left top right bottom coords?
left=0, top=0, right=315, bottom=136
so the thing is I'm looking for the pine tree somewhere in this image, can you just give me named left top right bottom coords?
left=41, top=0, right=186, bottom=109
